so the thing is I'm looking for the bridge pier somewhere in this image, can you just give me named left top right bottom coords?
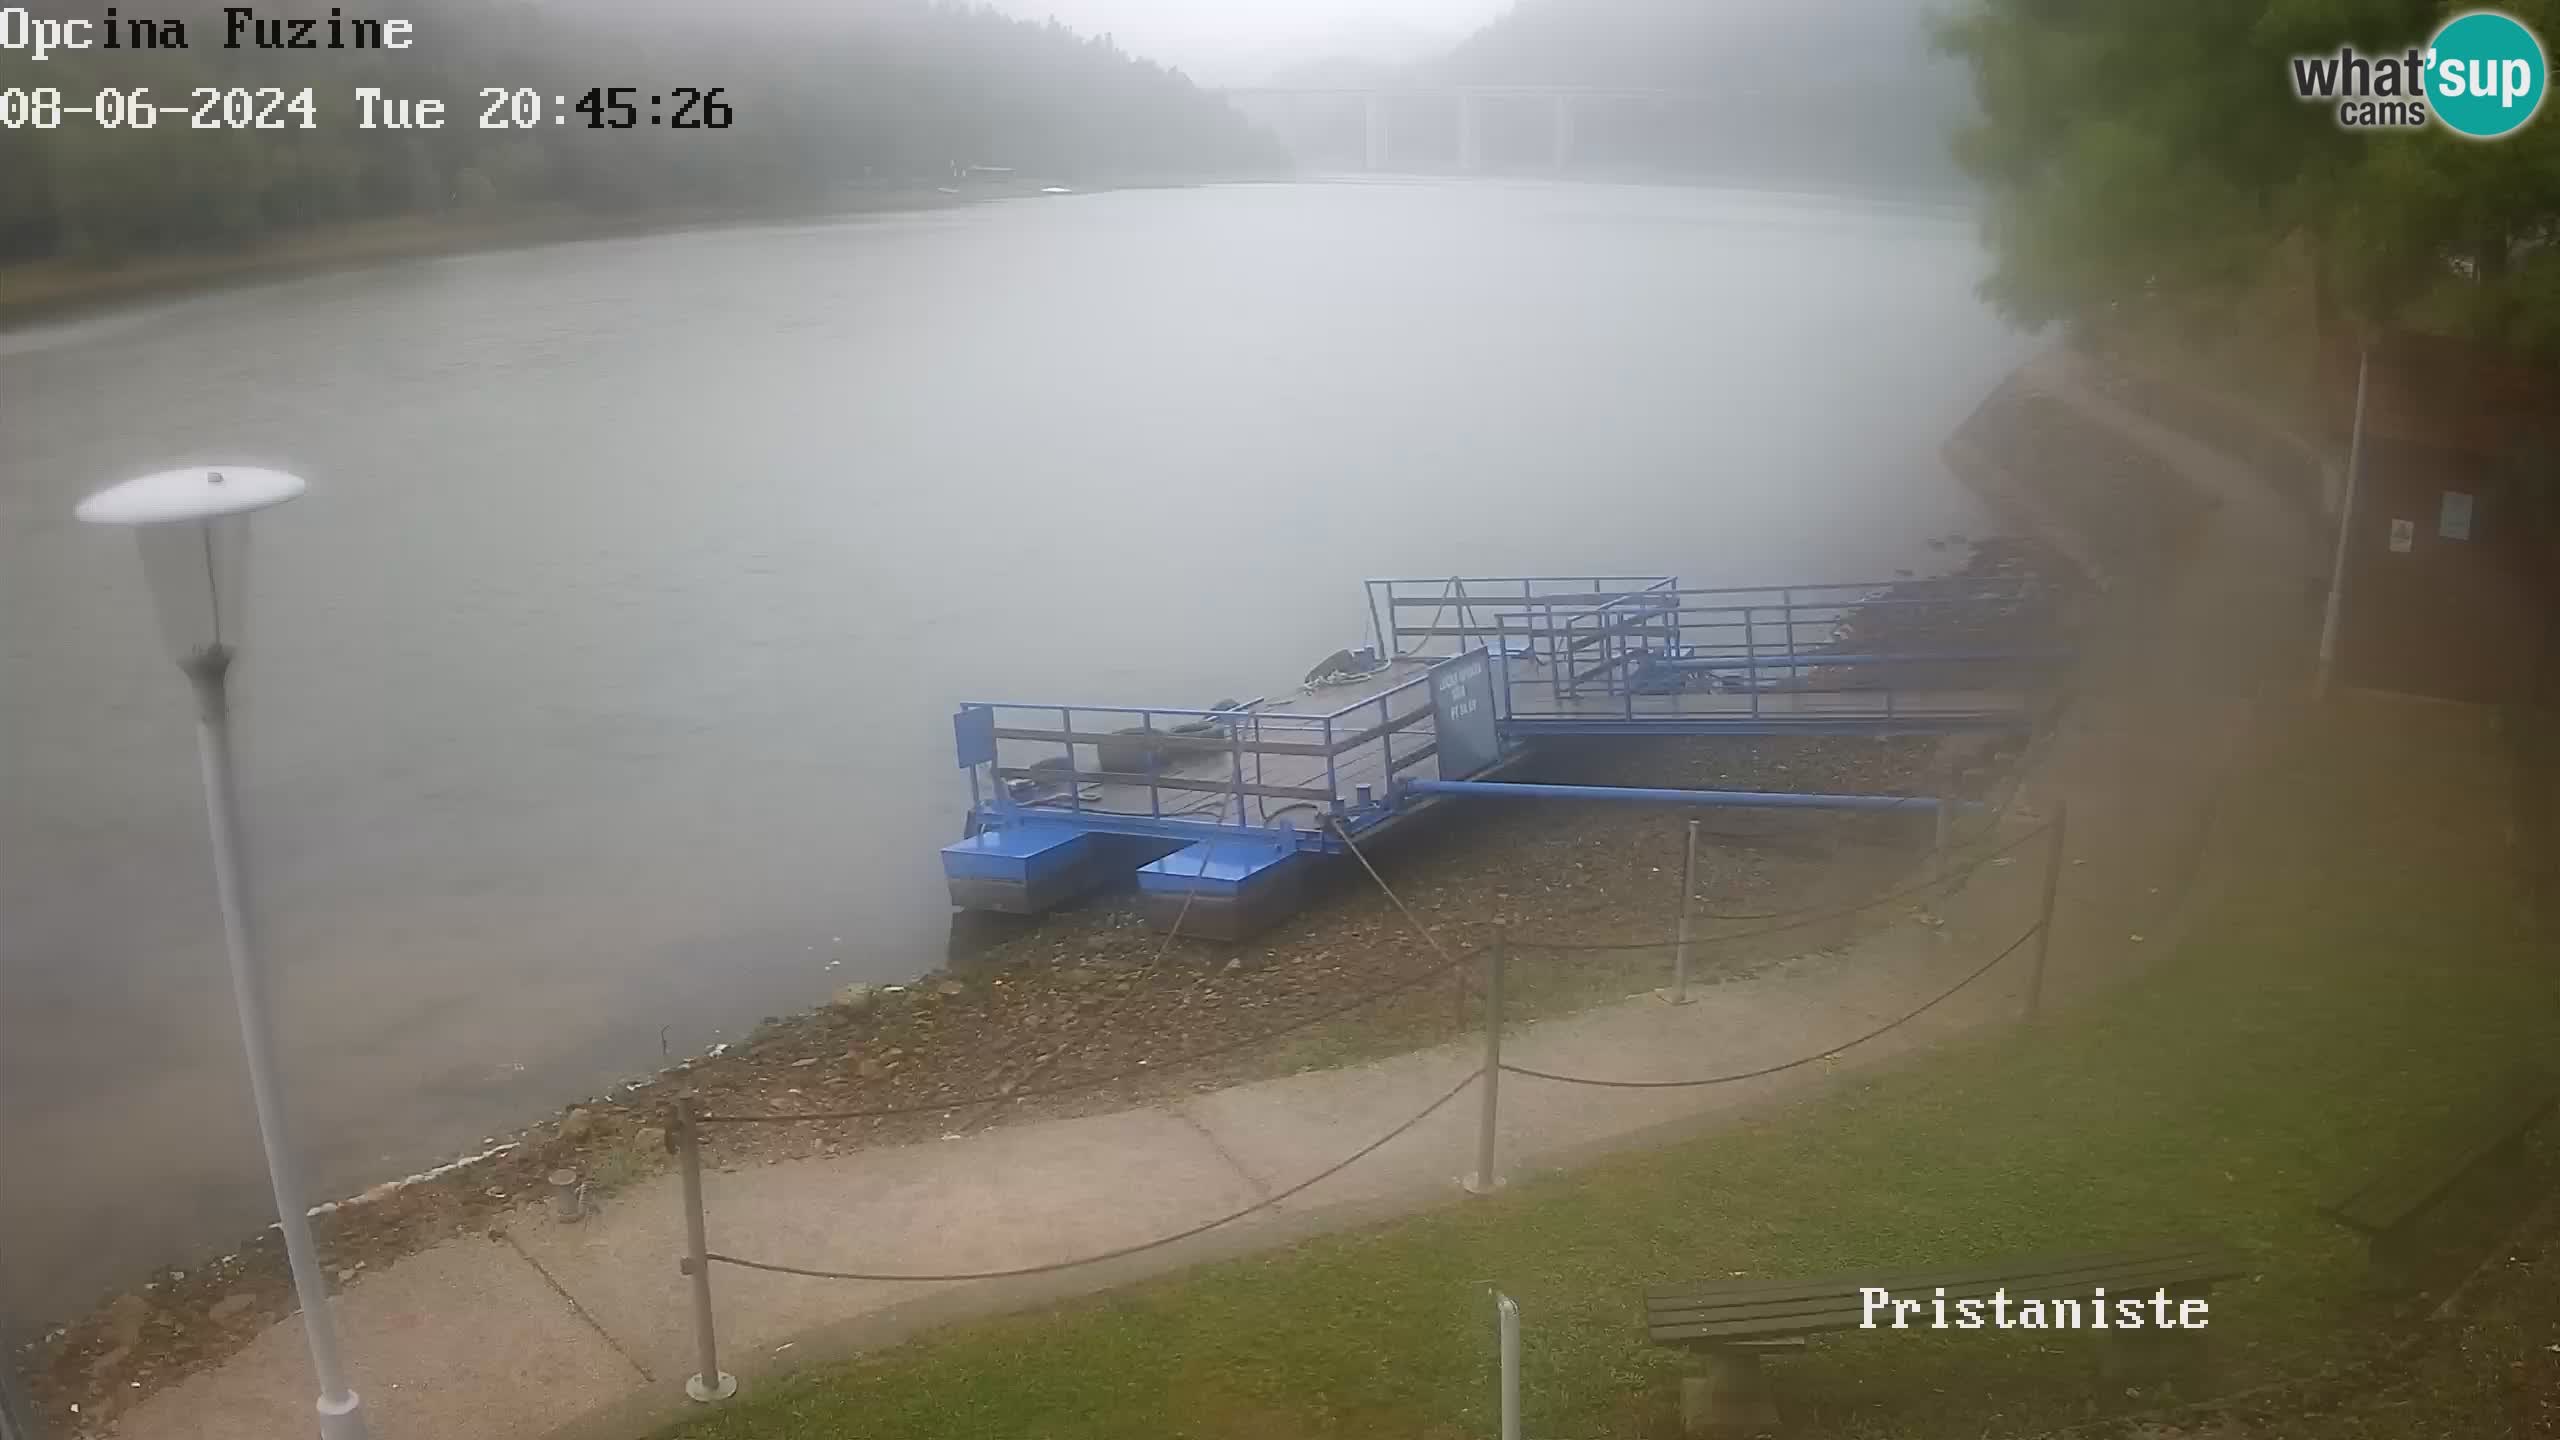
left=1457, top=93, right=1486, bottom=173
left=1219, top=83, right=1662, bottom=175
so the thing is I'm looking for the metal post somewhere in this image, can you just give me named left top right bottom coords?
left=1932, top=795, right=1954, bottom=895
left=1667, top=819, right=1699, bottom=1004
left=1060, top=707, right=1079, bottom=813
left=2025, top=802, right=2068, bottom=1021
left=1743, top=606, right=1759, bottom=719
left=676, top=1098, right=736, bottom=1402
left=1496, top=1292, right=1522, bottom=1440
left=0, top=1355, right=36, bottom=1440
left=188, top=661, right=369, bottom=1440
left=1230, top=722, right=1249, bottom=825
left=1780, top=590, right=1796, bottom=690
left=549, top=1167, right=584, bottom=1224
left=1620, top=622, right=1635, bottom=721
left=1465, top=943, right=1505, bottom=1194
left=1141, top=711, right=1161, bottom=820
left=2315, top=345, right=2371, bottom=700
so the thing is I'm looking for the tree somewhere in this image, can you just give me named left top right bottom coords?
left=1938, top=0, right=2560, bottom=354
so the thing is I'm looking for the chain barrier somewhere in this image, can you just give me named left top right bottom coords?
left=1511, top=818, right=2054, bottom=954
left=695, top=818, right=2052, bottom=1125
left=1690, top=769, right=2031, bottom=920
left=1496, top=921, right=2042, bottom=1089
left=670, top=796, right=2073, bottom=1403
left=695, top=1068, right=1478, bottom=1286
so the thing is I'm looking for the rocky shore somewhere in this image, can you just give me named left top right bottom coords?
left=21, top=537, right=2073, bottom=1432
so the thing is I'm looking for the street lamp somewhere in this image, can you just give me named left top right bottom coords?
left=75, top=467, right=369, bottom=1440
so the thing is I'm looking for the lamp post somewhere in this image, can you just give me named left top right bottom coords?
left=75, top=467, right=369, bottom=1440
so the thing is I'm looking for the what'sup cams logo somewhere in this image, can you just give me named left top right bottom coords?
left=2291, top=9, right=2547, bottom=136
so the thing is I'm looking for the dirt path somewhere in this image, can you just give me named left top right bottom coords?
left=1946, top=344, right=2326, bottom=1015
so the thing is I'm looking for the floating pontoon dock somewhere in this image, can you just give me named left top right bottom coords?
left=943, top=573, right=2063, bottom=937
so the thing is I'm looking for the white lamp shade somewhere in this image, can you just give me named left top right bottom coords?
left=76, top=467, right=307, bottom=665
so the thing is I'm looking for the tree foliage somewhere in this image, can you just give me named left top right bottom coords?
left=1938, top=0, right=2560, bottom=352
left=0, top=0, right=1282, bottom=266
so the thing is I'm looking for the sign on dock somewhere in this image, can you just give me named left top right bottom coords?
left=1431, top=650, right=1502, bottom=781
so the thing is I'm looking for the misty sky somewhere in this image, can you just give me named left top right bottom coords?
left=987, top=0, right=1513, bottom=80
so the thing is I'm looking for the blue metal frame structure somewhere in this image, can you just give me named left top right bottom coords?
left=952, top=572, right=2062, bottom=858
left=1483, top=578, right=2053, bottom=736
left=1364, top=574, right=1680, bottom=659
left=954, top=649, right=1502, bottom=855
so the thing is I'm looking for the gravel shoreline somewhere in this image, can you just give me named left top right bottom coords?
left=24, top=537, right=2074, bottom=1433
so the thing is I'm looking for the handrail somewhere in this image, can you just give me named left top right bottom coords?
left=1368, top=572, right=1673, bottom=587
left=962, top=666, right=1440, bottom=726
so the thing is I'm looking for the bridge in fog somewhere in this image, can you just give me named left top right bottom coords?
left=1220, top=84, right=1715, bottom=173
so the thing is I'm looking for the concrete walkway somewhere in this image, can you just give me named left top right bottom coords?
left=106, top=848, right=2056, bottom=1440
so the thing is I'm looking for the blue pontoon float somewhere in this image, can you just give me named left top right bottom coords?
left=942, top=573, right=2062, bottom=937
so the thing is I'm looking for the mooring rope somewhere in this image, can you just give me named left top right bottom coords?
left=1327, top=817, right=1469, bottom=972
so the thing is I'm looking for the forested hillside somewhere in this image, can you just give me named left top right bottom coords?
left=0, top=0, right=1283, bottom=265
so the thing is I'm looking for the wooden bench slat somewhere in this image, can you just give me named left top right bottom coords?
left=1645, top=1242, right=2228, bottom=1308
left=2321, top=1083, right=2556, bottom=1235
left=1646, top=1257, right=2241, bottom=1336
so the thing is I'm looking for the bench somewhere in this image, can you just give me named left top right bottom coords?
left=2319, top=1077, right=2557, bottom=1286
left=1645, top=1240, right=2246, bottom=1436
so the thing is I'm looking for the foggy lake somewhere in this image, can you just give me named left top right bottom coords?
left=0, top=178, right=2029, bottom=1321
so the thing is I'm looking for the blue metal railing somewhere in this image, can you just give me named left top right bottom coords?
left=1403, top=779, right=1968, bottom=813
left=955, top=656, right=1480, bottom=848
left=1365, top=574, right=1676, bottom=658
left=1473, top=577, right=2052, bottom=731
left=950, top=573, right=2060, bottom=851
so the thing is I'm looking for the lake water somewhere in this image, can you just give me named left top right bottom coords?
left=0, top=178, right=2029, bottom=1323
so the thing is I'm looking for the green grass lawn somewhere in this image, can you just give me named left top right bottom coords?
left=665, top=699, right=2556, bottom=1440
